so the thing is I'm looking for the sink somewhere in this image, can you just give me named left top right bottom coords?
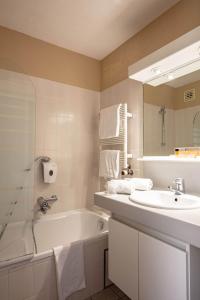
left=129, top=190, right=200, bottom=210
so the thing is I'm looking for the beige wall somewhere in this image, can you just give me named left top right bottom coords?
left=144, top=84, right=175, bottom=109
left=144, top=80, right=200, bottom=110
left=1, top=0, right=199, bottom=92
left=101, top=0, right=200, bottom=90
left=0, top=26, right=101, bottom=91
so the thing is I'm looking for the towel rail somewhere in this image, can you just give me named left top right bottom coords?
left=100, top=103, right=132, bottom=173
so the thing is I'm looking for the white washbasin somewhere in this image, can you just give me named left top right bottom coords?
left=129, top=190, right=200, bottom=210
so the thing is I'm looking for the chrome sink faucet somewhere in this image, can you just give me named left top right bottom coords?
left=168, top=178, right=185, bottom=195
left=37, top=195, right=58, bottom=214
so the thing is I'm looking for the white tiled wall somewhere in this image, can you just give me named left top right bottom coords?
left=143, top=103, right=200, bottom=193
left=0, top=71, right=100, bottom=222
left=144, top=103, right=200, bottom=155
left=144, top=103, right=175, bottom=156
left=31, top=76, right=100, bottom=216
left=143, top=161, right=200, bottom=194
left=175, top=105, right=200, bottom=147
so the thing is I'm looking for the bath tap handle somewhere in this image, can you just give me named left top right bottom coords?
left=46, top=195, right=58, bottom=202
left=37, top=195, right=58, bottom=214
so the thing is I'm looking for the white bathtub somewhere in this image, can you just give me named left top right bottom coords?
left=33, top=209, right=108, bottom=256
left=0, top=209, right=109, bottom=300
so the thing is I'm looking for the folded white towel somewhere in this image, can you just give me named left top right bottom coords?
left=107, top=179, right=135, bottom=195
left=99, top=150, right=120, bottom=179
left=99, top=104, right=120, bottom=139
left=125, top=178, right=153, bottom=191
left=53, top=241, right=86, bottom=300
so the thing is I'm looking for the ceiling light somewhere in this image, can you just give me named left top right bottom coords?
left=147, top=59, right=200, bottom=86
left=129, top=40, right=200, bottom=86
left=167, top=73, right=174, bottom=81
left=151, top=67, right=161, bottom=75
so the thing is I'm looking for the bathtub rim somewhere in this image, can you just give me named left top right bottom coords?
left=33, top=208, right=109, bottom=224
left=33, top=208, right=109, bottom=260
left=0, top=208, right=109, bottom=270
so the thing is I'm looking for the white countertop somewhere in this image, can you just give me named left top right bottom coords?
left=94, top=191, right=200, bottom=248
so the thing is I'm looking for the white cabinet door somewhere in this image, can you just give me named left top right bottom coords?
left=139, top=232, right=187, bottom=300
left=109, top=218, right=138, bottom=300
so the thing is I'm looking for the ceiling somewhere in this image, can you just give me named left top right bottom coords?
left=0, top=0, right=180, bottom=60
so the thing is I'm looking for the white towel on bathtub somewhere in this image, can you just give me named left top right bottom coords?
left=53, top=240, right=86, bottom=300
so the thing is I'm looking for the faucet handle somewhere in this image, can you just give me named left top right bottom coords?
left=43, top=200, right=50, bottom=207
left=174, top=177, right=184, bottom=183
left=174, top=178, right=185, bottom=193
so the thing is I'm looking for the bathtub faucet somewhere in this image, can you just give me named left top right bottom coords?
left=37, top=195, right=58, bottom=214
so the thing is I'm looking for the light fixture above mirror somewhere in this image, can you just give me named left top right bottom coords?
left=129, top=40, right=200, bottom=86
left=128, top=26, right=200, bottom=87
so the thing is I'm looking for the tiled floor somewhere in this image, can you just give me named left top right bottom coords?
left=86, top=285, right=130, bottom=300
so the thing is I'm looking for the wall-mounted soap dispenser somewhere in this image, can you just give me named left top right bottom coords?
left=35, top=156, right=58, bottom=183
left=42, top=160, right=57, bottom=183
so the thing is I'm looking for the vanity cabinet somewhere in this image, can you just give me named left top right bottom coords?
left=109, top=218, right=138, bottom=300
left=109, top=219, right=188, bottom=300
left=139, top=232, right=187, bottom=300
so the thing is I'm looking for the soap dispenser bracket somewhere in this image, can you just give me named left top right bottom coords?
left=35, top=156, right=51, bottom=163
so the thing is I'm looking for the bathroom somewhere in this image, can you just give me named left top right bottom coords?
left=0, top=0, right=200, bottom=299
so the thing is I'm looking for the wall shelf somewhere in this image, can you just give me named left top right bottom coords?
left=138, top=156, right=200, bottom=163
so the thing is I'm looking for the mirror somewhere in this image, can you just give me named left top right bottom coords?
left=143, top=68, right=200, bottom=156
left=0, top=62, right=35, bottom=264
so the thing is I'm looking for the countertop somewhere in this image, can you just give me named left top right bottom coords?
left=94, top=191, right=200, bottom=248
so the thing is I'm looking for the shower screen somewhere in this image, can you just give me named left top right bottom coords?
left=0, top=63, right=35, bottom=264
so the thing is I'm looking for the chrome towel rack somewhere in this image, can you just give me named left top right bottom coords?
left=99, top=103, right=133, bottom=172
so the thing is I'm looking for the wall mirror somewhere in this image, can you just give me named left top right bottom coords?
left=0, top=61, right=35, bottom=265
left=128, top=26, right=200, bottom=157
left=143, top=68, right=200, bottom=156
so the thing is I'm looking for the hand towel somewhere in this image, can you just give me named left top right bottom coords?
left=53, top=241, right=85, bottom=300
left=99, top=150, right=120, bottom=179
left=99, top=104, right=120, bottom=139
left=107, top=179, right=135, bottom=195
left=125, top=178, right=153, bottom=191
